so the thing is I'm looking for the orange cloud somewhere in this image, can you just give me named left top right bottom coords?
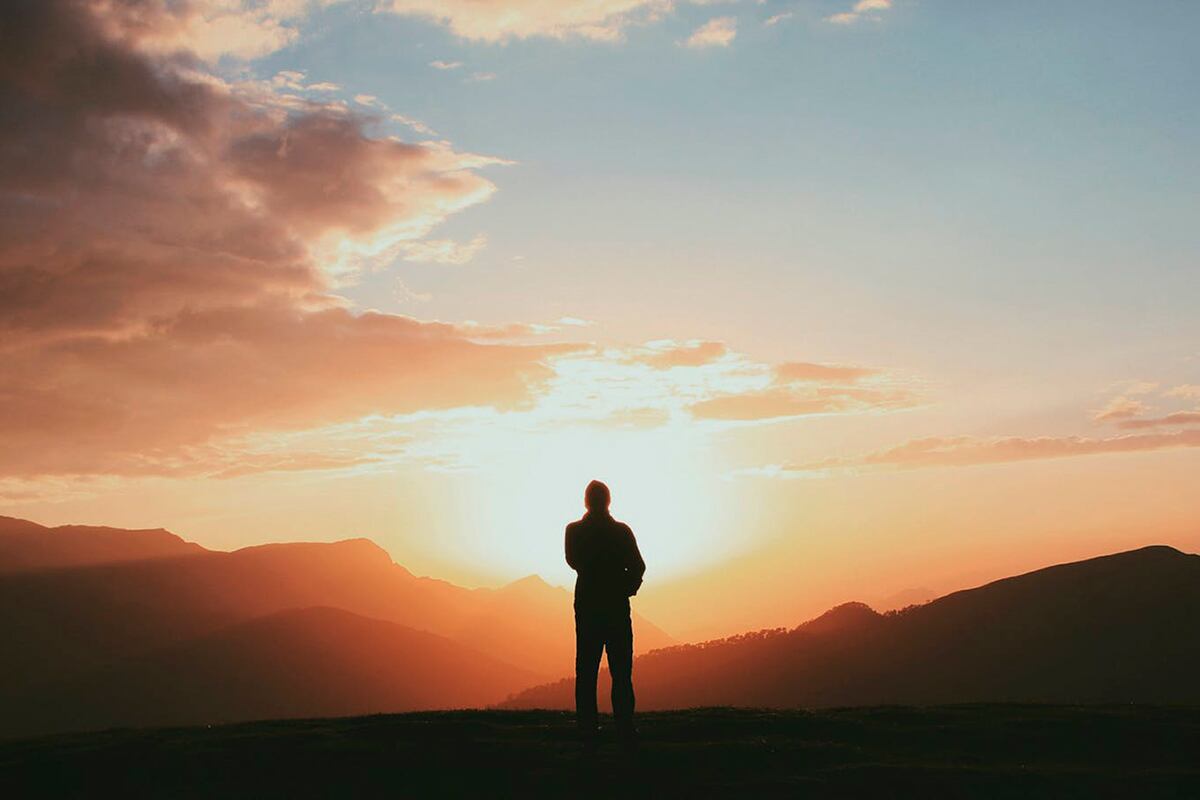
left=633, top=341, right=728, bottom=369
left=690, top=385, right=915, bottom=421
left=791, top=429, right=1200, bottom=473
left=0, top=306, right=565, bottom=477
left=774, top=362, right=878, bottom=383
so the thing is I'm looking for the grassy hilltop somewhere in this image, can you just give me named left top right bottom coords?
left=3, top=705, right=1199, bottom=799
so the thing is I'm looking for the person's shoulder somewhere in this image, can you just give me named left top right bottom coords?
left=565, top=518, right=585, bottom=533
left=611, top=519, right=634, bottom=536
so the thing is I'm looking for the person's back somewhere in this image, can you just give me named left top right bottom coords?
left=565, top=480, right=645, bottom=748
left=566, top=511, right=642, bottom=616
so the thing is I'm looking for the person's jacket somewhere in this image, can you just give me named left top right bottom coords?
left=565, top=510, right=646, bottom=615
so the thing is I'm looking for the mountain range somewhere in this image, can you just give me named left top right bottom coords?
left=3, top=514, right=1198, bottom=741
left=0, top=516, right=670, bottom=738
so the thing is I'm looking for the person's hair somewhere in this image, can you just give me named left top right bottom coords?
left=584, top=480, right=611, bottom=511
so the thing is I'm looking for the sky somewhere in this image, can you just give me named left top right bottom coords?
left=2, top=0, right=1199, bottom=640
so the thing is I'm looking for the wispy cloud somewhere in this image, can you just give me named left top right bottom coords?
left=1091, top=382, right=1200, bottom=429
left=390, top=114, right=438, bottom=137
left=691, top=385, right=916, bottom=421
left=826, top=0, right=892, bottom=25
left=687, top=359, right=916, bottom=422
left=764, top=12, right=794, bottom=27
left=1116, top=411, right=1200, bottom=430
left=379, top=0, right=677, bottom=43
left=1165, top=384, right=1200, bottom=400
left=786, top=429, right=1200, bottom=475
left=399, top=234, right=489, bottom=265
left=683, top=16, right=738, bottom=48
left=775, top=362, right=878, bottom=383
left=1092, top=395, right=1150, bottom=422
left=429, top=60, right=464, bottom=70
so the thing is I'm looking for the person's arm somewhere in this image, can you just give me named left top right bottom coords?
left=624, top=526, right=646, bottom=596
left=565, top=525, right=579, bottom=572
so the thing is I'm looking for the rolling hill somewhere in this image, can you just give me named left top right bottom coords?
left=504, top=545, right=1200, bottom=710
left=2, top=606, right=537, bottom=738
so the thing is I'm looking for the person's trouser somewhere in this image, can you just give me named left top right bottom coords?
left=574, top=610, right=634, bottom=734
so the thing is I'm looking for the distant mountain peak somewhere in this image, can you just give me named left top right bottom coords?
left=506, top=574, right=552, bottom=589
left=231, top=537, right=396, bottom=569
left=798, top=601, right=882, bottom=635
left=1114, top=544, right=1185, bottom=558
left=492, top=573, right=561, bottom=601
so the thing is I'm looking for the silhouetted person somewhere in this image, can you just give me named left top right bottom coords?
left=565, top=480, right=646, bottom=747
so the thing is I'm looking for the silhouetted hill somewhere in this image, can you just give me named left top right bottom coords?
left=505, top=545, right=1200, bottom=710
left=0, top=524, right=670, bottom=686
left=4, top=707, right=1198, bottom=799
left=0, top=515, right=672, bottom=738
left=2, top=607, right=537, bottom=739
left=0, top=516, right=204, bottom=572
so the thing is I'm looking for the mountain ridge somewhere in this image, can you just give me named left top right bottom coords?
left=504, top=543, right=1200, bottom=710
left=0, top=515, right=673, bottom=740
left=0, top=515, right=205, bottom=572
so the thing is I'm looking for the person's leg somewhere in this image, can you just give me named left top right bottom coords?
left=606, top=614, right=635, bottom=735
left=574, top=613, right=604, bottom=736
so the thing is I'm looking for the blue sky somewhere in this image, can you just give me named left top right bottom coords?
left=254, top=0, right=1199, bottom=388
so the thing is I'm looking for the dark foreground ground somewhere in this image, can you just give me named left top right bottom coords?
left=3, top=705, right=1199, bottom=799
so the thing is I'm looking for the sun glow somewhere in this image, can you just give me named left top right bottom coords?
left=466, top=422, right=738, bottom=586
left=394, top=349, right=762, bottom=584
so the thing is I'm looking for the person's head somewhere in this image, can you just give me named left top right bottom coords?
left=584, top=480, right=611, bottom=513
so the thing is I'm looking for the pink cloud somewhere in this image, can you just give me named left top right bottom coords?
left=1117, top=411, right=1200, bottom=430
left=0, top=1, right=559, bottom=479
